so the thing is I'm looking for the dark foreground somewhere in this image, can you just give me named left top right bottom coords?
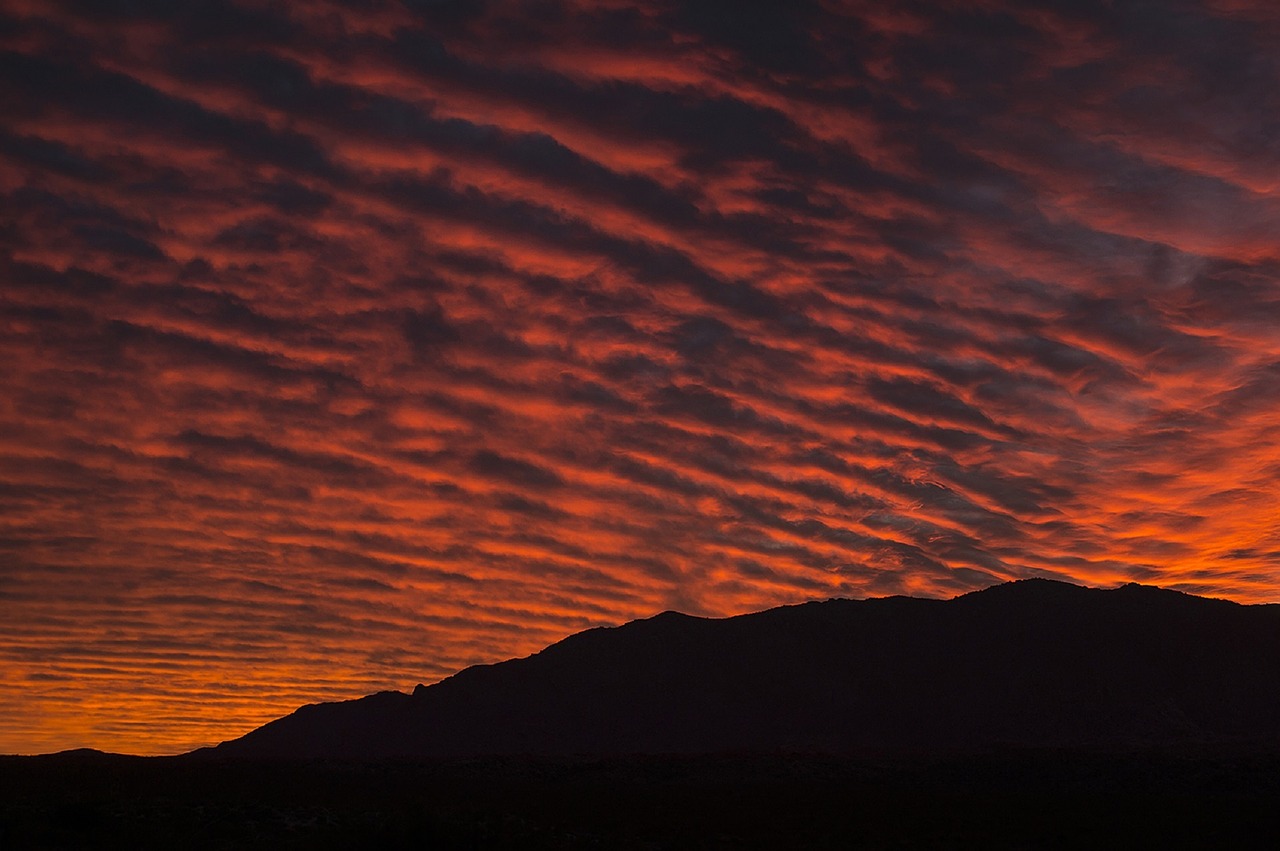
left=3, top=749, right=1279, bottom=849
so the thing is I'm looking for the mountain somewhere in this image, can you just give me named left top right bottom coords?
left=206, top=580, right=1280, bottom=759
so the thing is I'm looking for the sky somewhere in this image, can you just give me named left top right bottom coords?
left=2, top=0, right=1278, bottom=755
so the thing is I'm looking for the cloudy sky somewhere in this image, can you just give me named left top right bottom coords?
left=3, top=0, right=1279, bottom=754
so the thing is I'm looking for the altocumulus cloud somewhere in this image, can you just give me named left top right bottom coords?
left=1, top=0, right=1279, bottom=754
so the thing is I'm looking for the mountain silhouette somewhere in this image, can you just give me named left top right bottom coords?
left=207, top=580, right=1280, bottom=759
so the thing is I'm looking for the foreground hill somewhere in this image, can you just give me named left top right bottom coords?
left=207, top=579, right=1280, bottom=759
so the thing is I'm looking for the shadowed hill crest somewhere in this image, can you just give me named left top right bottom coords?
left=206, top=580, right=1280, bottom=759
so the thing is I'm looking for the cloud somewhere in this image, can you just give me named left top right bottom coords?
left=1, top=0, right=1278, bottom=754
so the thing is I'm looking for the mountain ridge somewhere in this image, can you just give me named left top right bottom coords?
left=202, top=579, right=1280, bottom=759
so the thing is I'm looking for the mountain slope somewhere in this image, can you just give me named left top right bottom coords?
left=208, top=580, right=1280, bottom=758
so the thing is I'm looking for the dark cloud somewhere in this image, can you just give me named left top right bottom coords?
left=468, top=449, right=565, bottom=489
left=0, top=132, right=114, bottom=183
left=866, top=377, right=1009, bottom=435
left=401, top=304, right=461, bottom=360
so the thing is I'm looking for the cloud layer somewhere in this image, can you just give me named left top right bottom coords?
left=2, top=0, right=1279, bottom=753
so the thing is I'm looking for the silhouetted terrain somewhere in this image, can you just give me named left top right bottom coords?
left=8, top=581, right=1280, bottom=848
left=5, top=749, right=1280, bottom=848
left=211, top=579, right=1280, bottom=759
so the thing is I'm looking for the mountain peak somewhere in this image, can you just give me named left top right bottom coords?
left=647, top=609, right=699, bottom=621
left=212, top=582, right=1280, bottom=759
left=983, top=577, right=1085, bottom=592
left=954, top=577, right=1088, bottom=603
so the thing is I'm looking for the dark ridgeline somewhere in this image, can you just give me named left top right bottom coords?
left=207, top=579, right=1280, bottom=759
left=10, top=581, right=1280, bottom=849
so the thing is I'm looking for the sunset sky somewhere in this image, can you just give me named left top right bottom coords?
left=3, top=0, right=1279, bottom=755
